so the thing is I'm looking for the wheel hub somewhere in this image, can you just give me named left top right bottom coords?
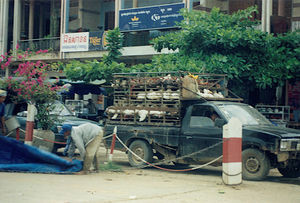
left=245, top=157, right=260, bottom=173
left=132, top=147, right=144, bottom=163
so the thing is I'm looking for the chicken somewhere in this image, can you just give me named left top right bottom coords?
left=213, top=91, right=224, bottom=98
left=107, top=108, right=116, bottom=114
left=201, top=89, right=214, bottom=98
left=137, top=93, right=146, bottom=99
left=111, top=114, right=118, bottom=120
left=163, top=89, right=172, bottom=100
left=123, top=109, right=135, bottom=115
left=147, top=91, right=162, bottom=100
left=149, top=111, right=165, bottom=117
left=170, top=93, right=180, bottom=99
left=138, top=110, right=148, bottom=122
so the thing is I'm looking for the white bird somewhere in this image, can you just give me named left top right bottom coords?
left=138, top=110, right=148, bottom=122
left=147, top=91, right=161, bottom=100
left=123, top=109, right=135, bottom=115
left=112, top=114, right=118, bottom=120
left=162, top=74, right=172, bottom=81
left=170, top=93, right=180, bottom=99
left=107, top=109, right=116, bottom=114
left=213, top=91, right=224, bottom=98
left=137, top=93, right=146, bottom=99
left=149, top=111, right=165, bottom=117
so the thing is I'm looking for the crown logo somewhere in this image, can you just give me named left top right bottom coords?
left=131, top=16, right=139, bottom=21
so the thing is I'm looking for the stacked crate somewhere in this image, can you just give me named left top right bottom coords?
left=106, top=72, right=241, bottom=126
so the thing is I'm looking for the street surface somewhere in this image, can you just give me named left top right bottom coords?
left=0, top=147, right=300, bottom=203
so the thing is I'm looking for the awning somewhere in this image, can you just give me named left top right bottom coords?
left=60, top=80, right=107, bottom=96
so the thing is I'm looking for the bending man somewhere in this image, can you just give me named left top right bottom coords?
left=60, top=123, right=103, bottom=173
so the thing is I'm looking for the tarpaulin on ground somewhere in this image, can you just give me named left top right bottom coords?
left=0, top=136, right=82, bottom=173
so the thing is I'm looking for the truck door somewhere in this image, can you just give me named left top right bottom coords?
left=180, top=105, right=223, bottom=163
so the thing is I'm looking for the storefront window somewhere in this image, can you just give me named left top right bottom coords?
left=192, top=0, right=229, bottom=13
left=192, top=0, right=262, bottom=21
left=68, top=0, right=115, bottom=33
left=123, top=0, right=182, bottom=9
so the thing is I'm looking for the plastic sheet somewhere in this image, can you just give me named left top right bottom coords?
left=0, top=136, right=82, bottom=173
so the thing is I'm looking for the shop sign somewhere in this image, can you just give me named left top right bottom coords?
left=88, top=31, right=108, bottom=51
left=61, top=32, right=89, bottom=52
left=119, top=3, right=184, bottom=32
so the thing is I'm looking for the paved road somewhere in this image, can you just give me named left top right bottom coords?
left=0, top=149, right=299, bottom=203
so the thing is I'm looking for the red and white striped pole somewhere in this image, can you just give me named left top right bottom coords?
left=24, top=103, right=35, bottom=145
left=16, top=128, right=20, bottom=141
left=222, top=117, right=242, bottom=185
left=108, top=126, right=117, bottom=162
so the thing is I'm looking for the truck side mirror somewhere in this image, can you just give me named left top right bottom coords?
left=215, top=118, right=226, bottom=128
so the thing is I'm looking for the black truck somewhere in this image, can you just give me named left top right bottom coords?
left=104, top=72, right=300, bottom=180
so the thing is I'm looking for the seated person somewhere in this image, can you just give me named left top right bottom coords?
left=86, top=99, right=97, bottom=114
left=210, top=112, right=219, bottom=122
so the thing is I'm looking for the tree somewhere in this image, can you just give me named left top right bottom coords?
left=1, top=47, right=61, bottom=131
left=64, top=28, right=127, bottom=83
left=150, top=7, right=300, bottom=88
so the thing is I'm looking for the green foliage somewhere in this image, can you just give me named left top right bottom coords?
left=35, top=102, right=59, bottom=130
left=1, top=46, right=61, bottom=130
left=104, top=28, right=124, bottom=64
left=151, top=7, right=300, bottom=88
left=64, top=28, right=126, bottom=83
left=65, top=59, right=127, bottom=83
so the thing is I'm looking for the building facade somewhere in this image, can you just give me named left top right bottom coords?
left=0, top=0, right=299, bottom=77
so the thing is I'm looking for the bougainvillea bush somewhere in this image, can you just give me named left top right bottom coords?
left=0, top=46, right=61, bottom=130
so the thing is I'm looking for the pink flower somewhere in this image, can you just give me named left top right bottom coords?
left=7, top=56, right=12, bottom=63
left=16, top=44, right=19, bottom=50
left=18, top=55, right=23, bottom=59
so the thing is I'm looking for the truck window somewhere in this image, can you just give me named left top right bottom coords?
left=190, top=116, right=214, bottom=127
left=190, top=105, right=220, bottom=127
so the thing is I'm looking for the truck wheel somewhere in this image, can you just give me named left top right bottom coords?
left=128, top=140, right=153, bottom=167
left=278, top=162, right=300, bottom=178
left=242, top=148, right=270, bottom=181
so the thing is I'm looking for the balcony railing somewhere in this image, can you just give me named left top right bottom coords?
left=14, top=37, right=60, bottom=52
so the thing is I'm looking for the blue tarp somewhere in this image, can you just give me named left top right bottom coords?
left=0, top=136, right=82, bottom=173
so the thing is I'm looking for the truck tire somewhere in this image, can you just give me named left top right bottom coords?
left=242, top=148, right=270, bottom=181
left=128, top=140, right=153, bottom=167
left=278, top=162, right=300, bottom=178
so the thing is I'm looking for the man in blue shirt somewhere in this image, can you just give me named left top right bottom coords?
left=0, top=90, right=7, bottom=135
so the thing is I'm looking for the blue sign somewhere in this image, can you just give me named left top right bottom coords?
left=119, top=3, right=185, bottom=32
left=88, top=31, right=107, bottom=51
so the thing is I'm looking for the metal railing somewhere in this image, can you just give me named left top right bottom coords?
left=13, top=37, right=60, bottom=52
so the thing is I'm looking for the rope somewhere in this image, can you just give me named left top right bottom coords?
left=115, top=134, right=223, bottom=172
left=32, top=132, right=114, bottom=145
left=222, top=170, right=242, bottom=177
left=143, top=139, right=225, bottom=168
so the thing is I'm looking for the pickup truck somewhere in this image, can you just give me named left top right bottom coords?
left=104, top=100, right=300, bottom=181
